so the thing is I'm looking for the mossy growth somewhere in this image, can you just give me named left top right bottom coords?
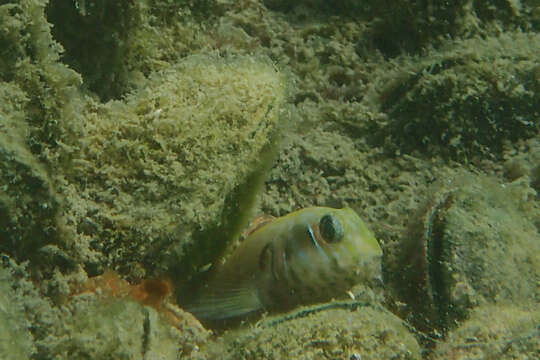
left=0, top=267, right=35, bottom=359
left=1, top=0, right=289, bottom=287
left=0, top=0, right=62, bottom=81
left=0, top=0, right=84, bottom=150
left=440, top=175, right=539, bottom=312
left=263, top=0, right=468, bottom=56
left=263, top=0, right=373, bottom=15
left=0, top=82, right=60, bottom=261
left=150, top=0, right=221, bottom=21
left=288, top=0, right=537, bottom=57
left=45, top=0, right=222, bottom=101
left=362, top=32, right=539, bottom=161
left=367, top=0, right=469, bottom=57
left=45, top=0, right=141, bottom=100
left=0, top=0, right=84, bottom=264
left=432, top=305, right=540, bottom=359
left=57, top=54, right=287, bottom=281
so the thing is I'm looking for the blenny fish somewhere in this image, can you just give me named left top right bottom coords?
left=186, top=207, right=382, bottom=320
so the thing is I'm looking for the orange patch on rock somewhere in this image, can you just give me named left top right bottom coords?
left=73, top=270, right=172, bottom=311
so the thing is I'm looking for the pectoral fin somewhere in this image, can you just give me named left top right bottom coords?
left=185, top=283, right=262, bottom=320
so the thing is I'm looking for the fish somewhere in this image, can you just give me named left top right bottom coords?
left=185, top=207, right=382, bottom=320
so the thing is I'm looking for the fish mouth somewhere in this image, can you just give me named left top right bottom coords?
left=351, top=227, right=382, bottom=257
left=365, top=237, right=383, bottom=257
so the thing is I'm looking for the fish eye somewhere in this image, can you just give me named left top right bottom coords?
left=319, top=214, right=343, bottom=243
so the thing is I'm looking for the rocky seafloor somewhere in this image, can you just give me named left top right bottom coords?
left=1, top=1, right=539, bottom=359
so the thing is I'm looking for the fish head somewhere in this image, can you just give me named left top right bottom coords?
left=324, top=208, right=383, bottom=283
left=277, top=207, right=383, bottom=298
left=328, top=208, right=382, bottom=259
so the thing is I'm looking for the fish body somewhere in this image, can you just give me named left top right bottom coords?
left=186, top=207, right=382, bottom=320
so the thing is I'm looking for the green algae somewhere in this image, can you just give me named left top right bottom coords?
left=45, top=0, right=223, bottom=101
left=2, top=1, right=289, bottom=279
left=432, top=305, right=540, bottom=360
left=46, top=0, right=142, bottom=100
left=0, top=0, right=539, bottom=358
left=361, top=32, right=540, bottom=161
left=0, top=82, right=61, bottom=261
left=62, top=54, right=287, bottom=278
left=0, top=266, right=35, bottom=359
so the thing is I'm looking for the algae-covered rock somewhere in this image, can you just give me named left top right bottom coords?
left=1, top=256, right=210, bottom=360
left=263, top=0, right=468, bottom=56
left=387, top=173, right=540, bottom=331
left=47, top=295, right=208, bottom=360
left=362, top=32, right=540, bottom=161
left=0, top=0, right=63, bottom=79
left=0, top=266, right=35, bottom=359
left=54, top=298, right=148, bottom=359
left=60, top=54, right=287, bottom=279
left=199, top=304, right=421, bottom=360
left=0, top=82, right=60, bottom=260
left=143, top=303, right=211, bottom=359
left=0, top=0, right=86, bottom=264
left=2, top=1, right=290, bottom=281
left=263, top=0, right=536, bottom=56
left=432, top=305, right=540, bottom=360
left=46, top=0, right=142, bottom=100
left=45, top=0, right=222, bottom=101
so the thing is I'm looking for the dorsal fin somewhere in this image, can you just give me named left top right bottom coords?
left=245, top=214, right=275, bottom=237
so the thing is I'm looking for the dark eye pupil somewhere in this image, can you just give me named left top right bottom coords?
left=319, top=214, right=343, bottom=243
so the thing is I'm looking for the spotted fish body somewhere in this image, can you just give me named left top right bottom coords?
left=186, top=207, right=382, bottom=320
